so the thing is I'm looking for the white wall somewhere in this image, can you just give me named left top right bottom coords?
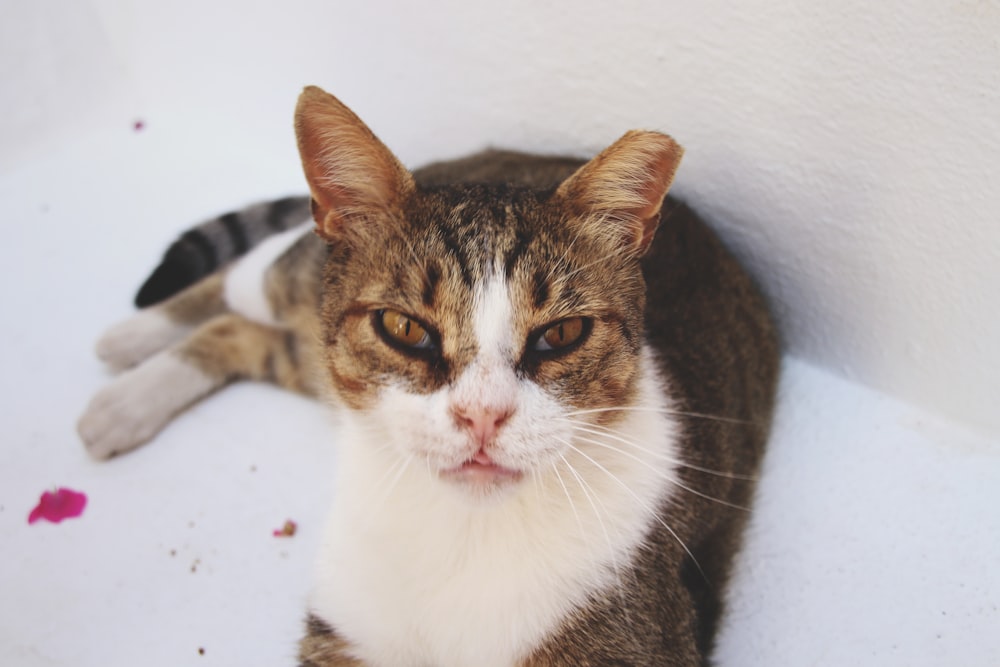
left=3, top=0, right=998, bottom=435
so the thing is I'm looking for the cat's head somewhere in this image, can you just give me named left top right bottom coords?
left=295, top=86, right=682, bottom=501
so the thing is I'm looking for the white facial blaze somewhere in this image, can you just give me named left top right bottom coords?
left=447, top=275, right=520, bottom=444
left=472, top=273, right=515, bottom=361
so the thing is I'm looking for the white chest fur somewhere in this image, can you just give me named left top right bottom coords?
left=309, top=349, right=681, bottom=667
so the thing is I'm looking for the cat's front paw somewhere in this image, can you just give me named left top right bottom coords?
left=78, top=352, right=215, bottom=459
left=95, top=310, right=190, bottom=371
left=78, top=382, right=160, bottom=459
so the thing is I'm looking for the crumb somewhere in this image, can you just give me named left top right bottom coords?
left=273, top=519, right=297, bottom=537
left=198, top=647, right=205, bottom=656
left=191, top=558, right=201, bottom=573
left=170, top=549, right=177, bottom=557
left=133, top=120, right=145, bottom=132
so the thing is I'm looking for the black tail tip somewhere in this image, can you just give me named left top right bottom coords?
left=134, top=261, right=201, bottom=308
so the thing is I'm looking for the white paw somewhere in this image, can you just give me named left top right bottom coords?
left=95, top=309, right=191, bottom=371
left=78, top=353, right=216, bottom=459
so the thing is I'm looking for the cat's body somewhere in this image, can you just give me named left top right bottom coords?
left=79, top=87, right=779, bottom=666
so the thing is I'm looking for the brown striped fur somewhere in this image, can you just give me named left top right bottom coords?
left=80, top=86, right=779, bottom=665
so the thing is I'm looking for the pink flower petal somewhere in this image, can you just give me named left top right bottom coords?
left=28, top=487, right=87, bottom=525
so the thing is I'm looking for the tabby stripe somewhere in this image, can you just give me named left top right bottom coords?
left=267, top=196, right=308, bottom=231
left=532, top=269, right=551, bottom=309
left=422, top=262, right=441, bottom=308
left=503, top=230, right=531, bottom=279
left=180, top=229, right=218, bottom=270
left=220, top=213, right=249, bottom=254
left=435, top=222, right=473, bottom=286
left=306, top=614, right=334, bottom=637
left=283, top=331, right=299, bottom=368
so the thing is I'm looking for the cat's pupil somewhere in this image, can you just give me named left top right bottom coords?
left=380, top=310, right=431, bottom=350
left=541, top=317, right=586, bottom=351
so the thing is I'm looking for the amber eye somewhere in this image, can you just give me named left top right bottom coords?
left=535, top=317, right=588, bottom=352
left=378, top=310, right=433, bottom=350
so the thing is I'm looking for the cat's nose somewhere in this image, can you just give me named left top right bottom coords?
left=451, top=404, right=514, bottom=447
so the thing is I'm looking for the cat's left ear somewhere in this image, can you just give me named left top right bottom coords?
left=555, top=131, right=683, bottom=255
left=294, top=86, right=416, bottom=242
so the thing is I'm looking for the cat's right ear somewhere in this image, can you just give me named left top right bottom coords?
left=555, top=130, right=683, bottom=256
left=294, top=86, right=416, bottom=242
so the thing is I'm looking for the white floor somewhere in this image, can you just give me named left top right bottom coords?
left=2, top=114, right=998, bottom=667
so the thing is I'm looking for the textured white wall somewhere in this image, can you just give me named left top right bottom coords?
left=3, top=0, right=998, bottom=435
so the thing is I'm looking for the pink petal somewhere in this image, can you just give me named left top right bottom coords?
left=28, top=487, right=87, bottom=525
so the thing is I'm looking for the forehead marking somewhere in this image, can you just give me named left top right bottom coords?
left=473, top=272, right=515, bottom=361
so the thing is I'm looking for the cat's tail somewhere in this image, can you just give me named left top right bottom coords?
left=135, top=195, right=312, bottom=307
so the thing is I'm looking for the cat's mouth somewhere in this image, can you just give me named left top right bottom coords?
left=440, top=449, right=524, bottom=488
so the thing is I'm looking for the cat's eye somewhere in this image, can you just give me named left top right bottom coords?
left=378, top=310, right=434, bottom=350
left=534, top=317, right=589, bottom=352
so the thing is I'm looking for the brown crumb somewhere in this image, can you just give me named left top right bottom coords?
left=273, top=519, right=297, bottom=537
left=191, top=558, right=201, bottom=573
left=169, top=549, right=177, bottom=557
left=198, top=647, right=205, bottom=656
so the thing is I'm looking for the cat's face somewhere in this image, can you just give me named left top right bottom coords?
left=293, top=86, right=682, bottom=500
left=319, top=186, right=647, bottom=498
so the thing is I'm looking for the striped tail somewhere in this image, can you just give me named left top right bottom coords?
left=134, top=195, right=311, bottom=307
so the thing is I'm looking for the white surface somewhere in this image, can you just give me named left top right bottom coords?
left=1, top=106, right=998, bottom=667
left=2, top=1, right=999, bottom=434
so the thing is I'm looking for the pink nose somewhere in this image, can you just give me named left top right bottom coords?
left=451, top=405, right=513, bottom=447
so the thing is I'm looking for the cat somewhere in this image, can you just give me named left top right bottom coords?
left=78, top=85, right=779, bottom=666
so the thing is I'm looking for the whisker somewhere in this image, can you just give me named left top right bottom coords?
left=557, top=450, right=633, bottom=605
left=570, top=433, right=749, bottom=512
left=564, top=405, right=756, bottom=426
left=399, top=233, right=433, bottom=288
left=530, top=466, right=544, bottom=500
left=557, top=418, right=758, bottom=482
left=555, top=242, right=632, bottom=285
left=550, top=460, right=585, bottom=539
left=564, top=442, right=708, bottom=584
left=362, top=453, right=414, bottom=523
left=557, top=450, right=614, bottom=555
left=556, top=449, right=637, bottom=631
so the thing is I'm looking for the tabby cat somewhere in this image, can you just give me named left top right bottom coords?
left=79, top=86, right=779, bottom=666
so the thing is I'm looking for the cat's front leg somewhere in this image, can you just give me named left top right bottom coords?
left=78, top=312, right=317, bottom=458
left=298, top=615, right=367, bottom=667
left=78, top=346, right=219, bottom=458
left=95, top=272, right=227, bottom=371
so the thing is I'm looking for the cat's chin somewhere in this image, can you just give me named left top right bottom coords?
left=439, top=459, right=524, bottom=497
